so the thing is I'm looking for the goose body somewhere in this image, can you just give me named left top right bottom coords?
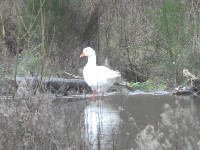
left=80, top=47, right=120, bottom=93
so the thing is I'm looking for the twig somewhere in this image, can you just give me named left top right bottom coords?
left=64, top=71, right=83, bottom=79
left=127, top=68, right=148, bottom=77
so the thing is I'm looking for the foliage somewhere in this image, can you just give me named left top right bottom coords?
left=0, top=95, right=86, bottom=149
left=17, top=45, right=41, bottom=76
left=127, top=80, right=167, bottom=91
left=0, top=65, right=5, bottom=75
left=1, top=0, right=200, bottom=87
left=148, top=0, right=193, bottom=59
left=147, top=0, right=196, bottom=83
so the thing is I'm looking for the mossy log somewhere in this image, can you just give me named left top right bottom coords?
left=1, top=76, right=125, bottom=96
left=43, top=78, right=91, bottom=95
left=0, top=77, right=91, bottom=96
left=17, top=77, right=91, bottom=96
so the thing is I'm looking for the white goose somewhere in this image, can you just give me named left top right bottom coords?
left=80, top=47, right=121, bottom=98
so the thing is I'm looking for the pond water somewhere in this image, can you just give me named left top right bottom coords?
left=53, top=91, right=200, bottom=150
left=1, top=92, right=200, bottom=149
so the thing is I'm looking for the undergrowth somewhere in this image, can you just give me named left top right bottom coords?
left=127, top=80, right=167, bottom=91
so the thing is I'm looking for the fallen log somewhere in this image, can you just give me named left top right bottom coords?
left=16, top=77, right=91, bottom=96
left=0, top=77, right=91, bottom=96
left=172, top=86, right=194, bottom=95
left=44, top=78, right=91, bottom=95
left=173, top=69, right=200, bottom=96
left=1, top=76, right=125, bottom=96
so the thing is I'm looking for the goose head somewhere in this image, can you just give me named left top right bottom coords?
left=80, top=47, right=96, bottom=57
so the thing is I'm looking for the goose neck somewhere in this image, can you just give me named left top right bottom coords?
left=87, top=55, right=96, bottom=66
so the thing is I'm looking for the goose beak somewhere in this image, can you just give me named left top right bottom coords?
left=80, top=51, right=85, bottom=57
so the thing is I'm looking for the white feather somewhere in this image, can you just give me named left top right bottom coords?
left=81, top=47, right=121, bottom=93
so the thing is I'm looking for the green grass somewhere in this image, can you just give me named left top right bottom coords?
left=127, top=80, right=167, bottom=91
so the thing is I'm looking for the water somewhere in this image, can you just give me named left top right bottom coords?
left=1, top=92, right=200, bottom=149
left=80, top=92, right=200, bottom=150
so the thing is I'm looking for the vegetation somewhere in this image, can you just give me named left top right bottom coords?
left=0, top=1, right=199, bottom=149
left=0, top=95, right=87, bottom=149
left=148, top=0, right=195, bottom=84
left=0, top=0, right=199, bottom=88
left=127, top=80, right=167, bottom=91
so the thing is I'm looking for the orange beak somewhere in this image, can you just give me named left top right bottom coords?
left=80, top=51, right=85, bottom=57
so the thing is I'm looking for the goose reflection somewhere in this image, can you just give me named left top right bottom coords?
left=84, top=99, right=120, bottom=150
left=175, top=95, right=200, bottom=119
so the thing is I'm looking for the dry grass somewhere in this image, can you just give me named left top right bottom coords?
left=0, top=94, right=87, bottom=150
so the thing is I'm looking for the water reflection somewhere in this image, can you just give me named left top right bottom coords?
left=175, top=95, right=200, bottom=118
left=135, top=94, right=200, bottom=150
left=83, top=93, right=200, bottom=150
left=84, top=99, right=120, bottom=150
left=1, top=92, right=200, bottom=149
